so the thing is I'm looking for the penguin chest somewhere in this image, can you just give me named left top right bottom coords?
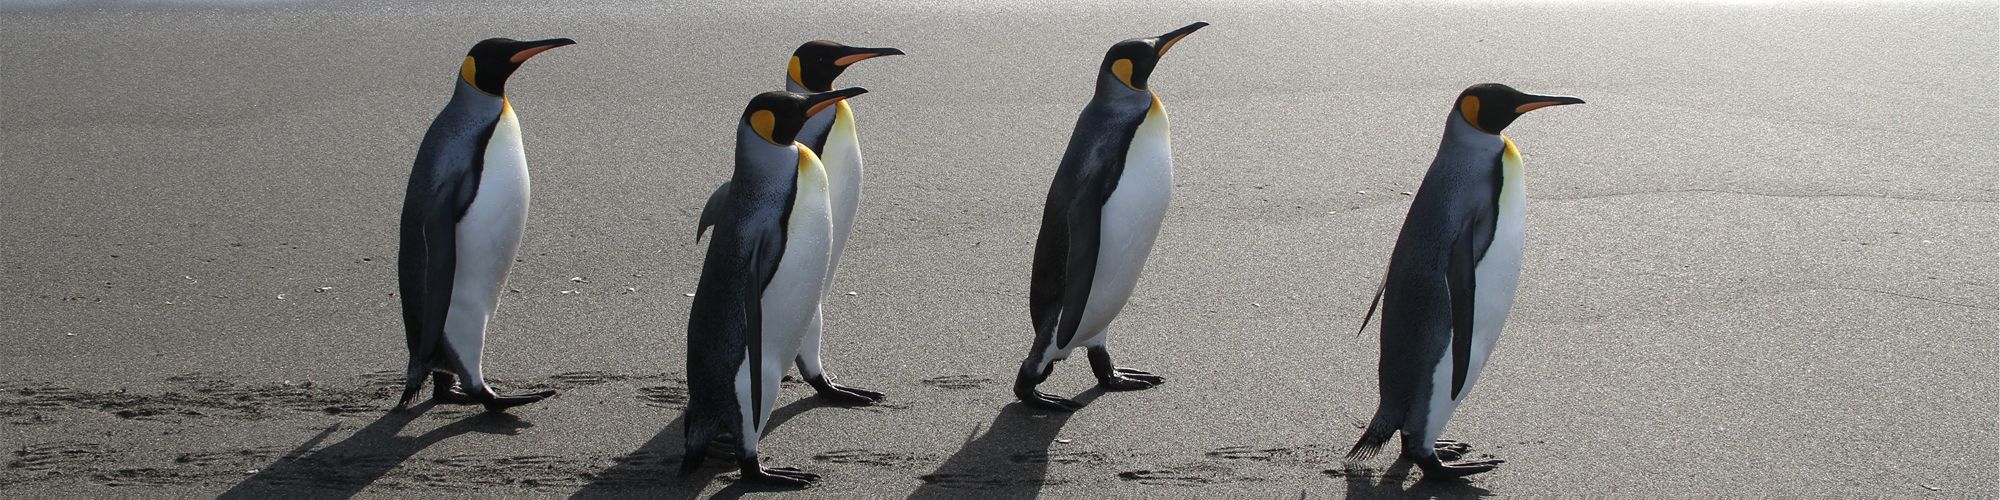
left=818, top=103, right=864, bottom=278
left=758, top=150, right=834, bottom=356
left=1461, top=141, right=1529, bottom=395
left=451, top=106, right=530, bottom=309
left=1076, top=101, right=1173, bottom=340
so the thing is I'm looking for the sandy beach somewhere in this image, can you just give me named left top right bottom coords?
left=2, top=0, right=1994, bottom=497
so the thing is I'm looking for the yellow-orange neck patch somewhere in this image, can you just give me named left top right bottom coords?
left=1111, top=58, right=1136, bottom=89
left=750, top=110, right=778, bottom=145
left=460, top=56, right=478, bottom=87
left=787, top=56, right=804, bottom=88
left=1459, top=95, right=1481, bottom=130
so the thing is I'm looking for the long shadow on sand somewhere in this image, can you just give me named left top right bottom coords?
left=216, top=402, right=532, bottom=498
left=568, top=396, right=835, bottom=499
left=907, top=388, right=1106, bottom=499
left=1334, top=459, right=1493, bottom=499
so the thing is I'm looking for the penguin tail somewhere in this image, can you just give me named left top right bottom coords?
left=1345, top=411, right=1399, bottom=463
left=680, top=413, right=720, bottom=475
left=394, top=360, right=434, bottom=410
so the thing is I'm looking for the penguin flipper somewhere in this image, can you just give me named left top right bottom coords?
left=1355, top=272, right=1387, bottom=337
left=742, top=226, right=788, bottom=432
left=696, top=181, right=731, bottom=242
left=1053, top=194, right=1105, bottom=350
left=1446, top=214, right=1495, bottom=401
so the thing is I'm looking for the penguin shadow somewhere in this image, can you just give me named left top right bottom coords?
left=907, top=388, right=1107, bottom=499
left=1331, top=460, right=1493, bottom=499
left=569, top=396, right=834, bottom=499
left=216, top=401, right=532, bottom=499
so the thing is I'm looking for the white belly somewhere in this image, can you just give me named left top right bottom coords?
left=1071, top=99, right=1172, bottom=347
left=759, top=147, right=834, bottom=360
left=819, top=101, right=863, bottom=288
left=445, top=105, right=529, bottom=340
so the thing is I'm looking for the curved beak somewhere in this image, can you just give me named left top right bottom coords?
left=509, top=38, right=577, bottom=63
left=1154, top=21, right=1208, bottom=57
left=804, top=87, right=868, bottom=117
left=834, top=46, right=906, bottom=66
left=1514, top=94, right=1585, bottom=113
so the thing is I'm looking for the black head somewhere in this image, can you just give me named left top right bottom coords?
left=460, top=37, right=576, bottom=96
left=1453, top=83, right=1585, bottom=134
left=789, top=40, right=905, bottom=92
left=742, top=87, right=870, bottom=146
left=1100, top=22, right=1207, bottom=91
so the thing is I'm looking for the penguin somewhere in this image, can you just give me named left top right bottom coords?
left=1346, top=83, right=1583, bottom=478
left=698, top=41, right=904, bottom=405
left=1015, top=22, right=1206, bottom=412
left=681, top=87, right=869, bottom=487
left=395, top=37, right=574, bottom=413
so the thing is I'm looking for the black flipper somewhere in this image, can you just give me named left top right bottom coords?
left=1355, top=271, right=1387, bottom=337
left=743, top=214, right=789, bottom=433
left=696, top=181, right=731, bottom=242
left=1054, top=193, right=1105, bottom=350
left=1446, top=172, right=1500, bottom=400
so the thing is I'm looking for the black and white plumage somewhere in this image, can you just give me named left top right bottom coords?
left=1347, top=83, right=1583, bottom=478
left=396, top=37, right=572, bottom=413
left=681, top=88, right=868, bottom=488
left=1014, top=22, right=1206, bottom=412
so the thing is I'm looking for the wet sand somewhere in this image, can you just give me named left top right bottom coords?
left=1, top=0, right=1994, bottom=497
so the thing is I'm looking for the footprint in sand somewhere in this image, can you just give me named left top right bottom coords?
left=10, top=441, right=112, bottom=473
left=1118, top=464, right=1254, bottom=486
left=920, top=375, right=990, bottom=390
left=813, top=449, right=925, bottom=467
left=1009, top=449, right=1107, bottom=465
left=635, top=385, right=688, bottom=408
left=917, top=472, right=1013, bottom=490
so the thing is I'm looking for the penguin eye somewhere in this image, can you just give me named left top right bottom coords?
left=1111, top=58, right=1136, bottom=89
left=1458, top=95, right=1483, bottom=131
left=750, top=110, right=779, bottom=145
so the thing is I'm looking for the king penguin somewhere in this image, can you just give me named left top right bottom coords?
left=1346, top=83, right=1583, bottom=478
left=698, top=41, right=904, bottom=405
left=396, top=37, right=574, bottom=413
left=681, top=87, right=869, bottom=487
left=1015, top=22, right=1206, bottom=412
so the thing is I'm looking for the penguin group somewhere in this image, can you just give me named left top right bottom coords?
left=392, top=25, right=1583, bottom=487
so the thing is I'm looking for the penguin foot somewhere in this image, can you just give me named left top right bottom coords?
left=1018, top=390, right=1086, bottom=412
left=1434, top=440, right=1472, bottom=461
left=479, top=390, right=556, bottom=413
left=739, top=461, right=818, bottom=487
left=1097, top=367, right=1164, bottom=391
left=434, top=386, right=480, bottom=405
left=1414, top=454, right=1504, bottom=479
left=805, top=375, right=886, bottom=405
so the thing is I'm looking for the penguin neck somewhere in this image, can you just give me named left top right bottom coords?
left=734, top=126, right=802, bottom=186
left=1440, top=110, right=1505, bottom=155
left=1091, top=73, right=1153, bottom=105
left=448, top=78, right=506, bottom=115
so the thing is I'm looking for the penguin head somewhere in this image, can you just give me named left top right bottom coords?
left=788, top=41, right=905, bottom=92
left=459, top=37, right=576, bottom=96
left=1100, top=21, right=1208, bottom=91
left=742, top=87, right=870, bottom=146
left=1453, top=83, right=1585, bottom=134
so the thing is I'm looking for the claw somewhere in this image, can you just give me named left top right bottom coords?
left=1020, top=391, right=1085, bottom=412
left=1099, top=375, right=1160, bottom=391
left=1413, top=453, right=1503, bottom=479
left=480, top=390, right=556, bottom=413
left=739, top=458, right=818, bottom=487
left=1434, top=440, right=1472, bottom=461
